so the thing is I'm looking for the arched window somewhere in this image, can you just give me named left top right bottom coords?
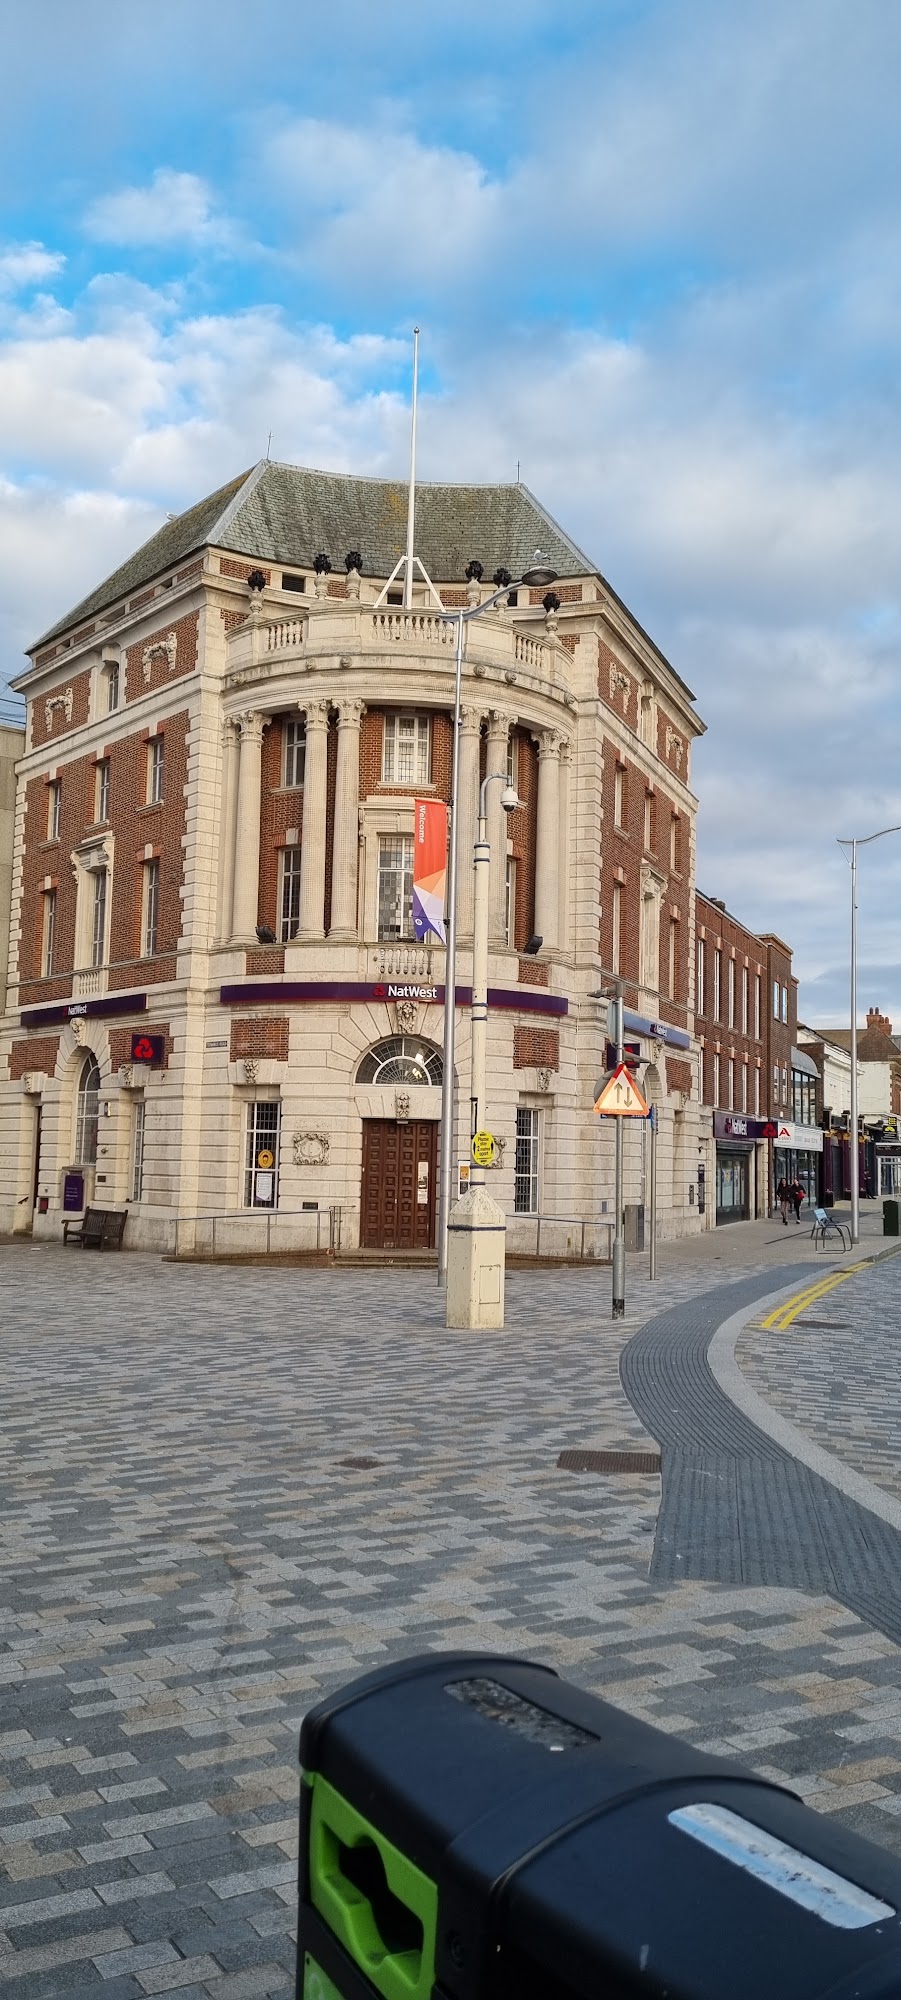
left=356, top=1037, right=444, bottom=1086
left=74, top=1055, right=101, bottom=1164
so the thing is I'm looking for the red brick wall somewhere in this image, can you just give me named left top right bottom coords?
left=513, top=1025, right=559, bottom=1070
left=518, top=958, right=549, bottom=987
left=246, top=948, right=285, bottom=974
left=105, top=712, right=188, bottom=982
left=695, top=893, right=771, bottom=1111
left=259, top=719, right=302, bottom=937
left=599, top=740, right=690, bottom=1026
left=598, top=639, right=637, bottom=730
left=230, top=1017, right=289, bottom=1060
left=666, top=1057, right=693, bottom=1096
left=219, top=559, right=271, bottom=583
left=30, top=670, right=92, bottom=748
left=124, top=610, right=198, bottom=704
left=20, top=757, right=97, bottom=983
left=108, top=1023, right=173, bottom=1069
left=9, top=1035, right=60, bottom=1079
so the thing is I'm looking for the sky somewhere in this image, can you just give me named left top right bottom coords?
left=1, top=0, right=899, bottom=1025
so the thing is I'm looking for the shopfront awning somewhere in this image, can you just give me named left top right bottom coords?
left=791, top=1045, right=819, bottom=1077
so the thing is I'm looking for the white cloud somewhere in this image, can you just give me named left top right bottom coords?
left=83, top=169, right=234, bottom=250
left=0, top=242, right=65, bottom=291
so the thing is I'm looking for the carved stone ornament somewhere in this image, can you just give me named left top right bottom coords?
left=118, top=1063, right=134, bottom=1089
left=394, top=999, right=418, bottom=1033
left=142, top=632, right=177, bottom=683
left=609, top=665, right=629, bottom=697
left=486, top=1135, right=506, bottom=1171
left=243, top=1057, right=259, bottom=1084
left=537, top=1067, right=552, bottom=1093
left=292, top=1130, right=329, bottom=1166
left=71, top=1018, right=86, bottom=1045
left=44, top=687, right=73, bottom=729
left=21, top=1072, right=41, bottom=1095
left=666, top=726, right=684, bottom=769
left=395, top=1091, right=411, bottom=1123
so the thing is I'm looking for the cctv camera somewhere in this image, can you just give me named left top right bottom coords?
left=500, top=785, right=520, bottom=814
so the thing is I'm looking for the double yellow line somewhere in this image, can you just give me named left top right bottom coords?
left=761, top=1263, right=864, bottom=1331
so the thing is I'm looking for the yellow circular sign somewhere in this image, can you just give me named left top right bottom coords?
left=471, top=1130, right=495, bottom=1167
left=257, top=1148, right=274, bottom=1170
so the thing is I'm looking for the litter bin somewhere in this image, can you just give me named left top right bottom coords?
left=297, top=1651, right=901, bottom=2000
left=883, top=1199, right=900, bottom=1235
left=623, top=1202, right=645, bottom=1252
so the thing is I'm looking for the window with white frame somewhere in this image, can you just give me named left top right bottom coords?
left=782, top=1063, right=788, bottom=1102
left=712, top=1052, right=721, bottom=1106
left=382, top=712, right=430, bottom=786
left=506, top=733, right=518, bottom=791
left=279, top=848, right=302, bottom=941
left=244, top=1100, right=280, bottom=1209
left=773, top=979, right=780, bottom=1020
left=670, top=812, right=680, bottom=872
left=130, top=1098, right=145, bottom=1202
left=105, top=663, right=120, bottom=713
left=147, top=736, right=164, bottom=805
left=773, top=1062, right=780, bottom=1103
left=727, top=1056, right=735, bottom=1108
left=668, top=918, right=678, bottom=999
left=42, top=889, right=56, bottom=976
left=47, top=780, right=60, bottom=841
left=96, top=759, right=110, bottom=824
left=613, top=764, right=625, bottom=827
left=727, top=957, right=735, bottom=1028
left=514, top=1107, right=540, bottom=1214
left=696, top=935, right=706, bottom=1015
left=75, top=1054, right=101, bottom=1165
left=505, top=856, right=517, bottom=946
left=741, top=1061, right=748, bottom=1112
left=755, top=973, right=762, bottom=1040
left=283, top=719, right=306, bottom=788
left=754, top=1066, right=761, bottom=1116
left=713, top=948, right=722, bottom=1021
left=377, top=834, right=414, bottom=940
left=143, top=859, right=160, bottom=957
left=91, top=869, right=108, bottom=969
left=611, top=881, right=622, bottom=973
left=643, top=792, right=653, bottom=852
left=742, top=965, right=749, bottom=1035
left=781, top=985, right=788, bottom=1024
left=640, top=889, right=660, bottom=991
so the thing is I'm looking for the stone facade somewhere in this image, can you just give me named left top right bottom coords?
left=0, top=461, right=708, bottom=1251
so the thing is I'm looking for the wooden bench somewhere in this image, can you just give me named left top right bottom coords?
left=63, top=1206, right=128, bottom=1250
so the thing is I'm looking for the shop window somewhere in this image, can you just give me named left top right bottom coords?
left=91, top=868, right=108, bottom=969
left=383, top=712, right=430, bottom=786
left=42, top=888, right=56, bottom=977
left=130, top=1099, right=145, bottom=1202
left=514, top=1107, right=540, bottom=1214
left=143, top=859, right=160, bottom=957
left=47, top=780, right=61, bottom=841
left=283, top=720, right=306, bottom=788
left=147, top=735, right=164, bottom=805
left=279, top=848, right=302, bottom=941
left=244, top=1100, right=280, bottom=1209
left=378, top=834, right=414, bottom=940
left=75, top=1054, right=101, bottom=1166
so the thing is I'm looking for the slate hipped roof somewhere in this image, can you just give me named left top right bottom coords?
left=32, top=460, right=598, bottom=649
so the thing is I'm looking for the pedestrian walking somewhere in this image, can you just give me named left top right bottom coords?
left=776, top=1176, right=791, bottom=1225
left=791, top=1178, right=804, bottom=1224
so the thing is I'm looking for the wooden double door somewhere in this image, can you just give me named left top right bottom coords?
left=360, top=1119, right=438, bottom=1250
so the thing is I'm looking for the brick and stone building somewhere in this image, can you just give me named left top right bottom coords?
left=800, top=1009, right=901, bottom=1201
left=0, top=461, right=707, bottom=1251
left=694, top=891, right=820, bottom=1220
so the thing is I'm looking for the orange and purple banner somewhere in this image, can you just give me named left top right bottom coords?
left=412, top=799, right=448, bottom=943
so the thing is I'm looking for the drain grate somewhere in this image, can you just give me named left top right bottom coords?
left=794, top=1319, right=850, bottom=1330
left=338, top=1455, right=383, bottom=1470
left=557, top=1447, right=661, bottom=1475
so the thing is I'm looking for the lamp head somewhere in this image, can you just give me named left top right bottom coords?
left=500, top=784, right=520, bottom=815
left=521, top=549, right=558, bottom=588
left=255, top=924, right=277, bottom=944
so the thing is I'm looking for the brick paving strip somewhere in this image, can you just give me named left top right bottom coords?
left=3, top=1233, right=901, bottom=1996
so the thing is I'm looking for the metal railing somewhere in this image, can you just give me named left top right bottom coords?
left=505, top=1213, right=614, bottom=1262
left=172, top=1205, right=342, bottom=1261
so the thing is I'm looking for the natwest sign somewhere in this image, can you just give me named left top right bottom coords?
left=372, top=982, right=439, bottom=1003
left=713, top=1112, right=771, bottom=1142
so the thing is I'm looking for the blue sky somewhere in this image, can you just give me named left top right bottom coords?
left=2, top=0, right=900, bottom=1023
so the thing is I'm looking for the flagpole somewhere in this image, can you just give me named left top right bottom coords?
left=404, top=327, right=419, bottom=611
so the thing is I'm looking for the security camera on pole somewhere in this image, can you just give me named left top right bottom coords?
left=446, top=773, right=520, bottom=1330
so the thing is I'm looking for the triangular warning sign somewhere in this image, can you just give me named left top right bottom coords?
left=594, top=1063, right=650, bottom=1117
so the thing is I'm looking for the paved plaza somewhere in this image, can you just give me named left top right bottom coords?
left=2, top=1220, right=901, bottom=1996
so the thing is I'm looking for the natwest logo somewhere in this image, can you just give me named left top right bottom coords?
left=386, top=982, right=438, bottom=1002
left=724, top=1115, right=749, bottom=1137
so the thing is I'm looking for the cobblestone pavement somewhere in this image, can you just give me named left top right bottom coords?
left=738, top=1252, right=901, bottom=1502
left=3, top=1238, right=901, bottom=1997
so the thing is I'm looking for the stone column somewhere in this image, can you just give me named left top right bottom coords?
left=217, top=718, right=240, bottom=942
left=231, top=711, right=266, bottom=941
left=455, top=705, right=482, bottom=940
left=486, top=710, right=510, bottom=946
left=329, top=698, right=365, bottom=938
left=298, top=700, right=330, bottom=941
left=534, top=728, right=563, bottom=952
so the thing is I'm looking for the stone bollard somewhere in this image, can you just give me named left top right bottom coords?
left=445, top=1184, right=506, bottom=1329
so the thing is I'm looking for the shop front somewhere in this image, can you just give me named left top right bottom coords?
left=713, top=1112, right=767, bottom=1224
left=771, top=1119, right=823, bottom=1208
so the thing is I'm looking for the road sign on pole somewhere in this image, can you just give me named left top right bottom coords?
left=471, top=1129, right=495, bottom=1168
left=594, top=1065, right=650, bottom=1118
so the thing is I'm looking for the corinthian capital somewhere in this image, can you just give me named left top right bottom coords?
left=303, top=699, right=331, bottom=730
left=237, top=710, right=266, bottom=744
left=336, top=697, right=366, bottom=728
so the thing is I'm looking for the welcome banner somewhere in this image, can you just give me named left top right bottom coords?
left=412, top=800, right=448, bottom=943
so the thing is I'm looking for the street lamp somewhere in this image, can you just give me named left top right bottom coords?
left=837, top=823, right=901, bottom=1244
left=437, top=552, right=558, bottom=1282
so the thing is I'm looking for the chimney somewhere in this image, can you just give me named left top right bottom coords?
left=866, top=1007, right=893, bottom=1035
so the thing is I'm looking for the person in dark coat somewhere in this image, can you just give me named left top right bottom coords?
left=790, top=1178, right=804, bottom=1224
left=776, top=1177, right=791, bottom=1224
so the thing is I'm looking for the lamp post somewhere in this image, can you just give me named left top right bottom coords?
left=437, top=552, right=558, bottom=1282
left=470, top=772, right=520, bottom=1187
left=837, top=823, right=901, bottom=1245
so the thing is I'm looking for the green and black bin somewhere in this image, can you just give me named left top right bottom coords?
left=297, top=1651, right=901, bottom=2000
left=883, top=1198, right=900, bottom=1236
